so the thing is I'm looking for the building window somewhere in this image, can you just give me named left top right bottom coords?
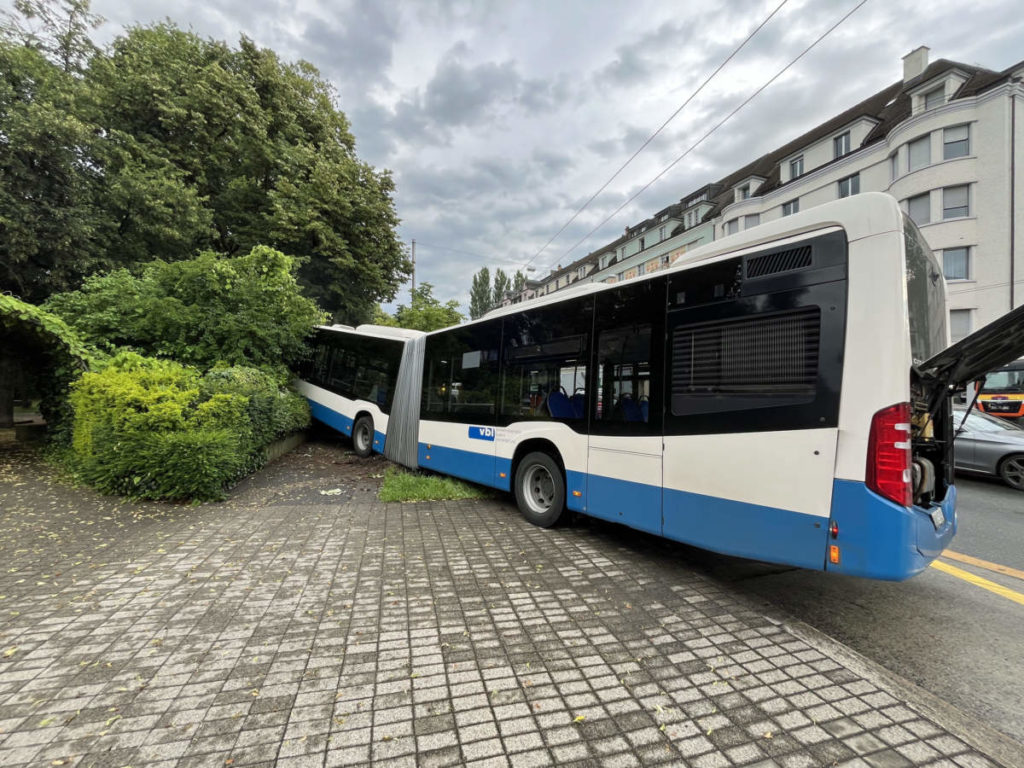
left=833, top=131, right=851, bottom=158
left=907, top=193, right=930, bottom=225
left=659, top=225, right=665, bottom=241
left=889, top=153, right=898, bottom=181
left=924, top=86, right=945, bottom=110
left=790, top=155, right=804, bottom=178
left=943, top=125, right=970, bottom=159
left=943, top=247, right=970, bottom=280
left=744, top=214, right=760, bottom=229
left=943, top=185, right=969, bottom=219
left=638, top=236, right=645, bottom=250
left=837, top=173, right=860, bottom=198
left=782, top=199, right=799, bottom=217
left=725, top=219, right=739, bottom=235
left=949, top=309, right=971, bottom=343
left=738, top=184, right=751, bottom=200
left=908, top=135, right=930, bottom=172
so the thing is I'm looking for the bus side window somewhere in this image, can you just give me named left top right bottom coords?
left=591, top=280, right=665, bottom=435
left=500, top=297, right=592, bottom=424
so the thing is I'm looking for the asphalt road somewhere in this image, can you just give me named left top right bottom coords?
left=704, top=475, right=1024, bottom=743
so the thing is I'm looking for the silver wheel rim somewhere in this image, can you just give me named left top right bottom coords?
left=355, top=423, right=371, bottom=452
left=1003, top=457, right=1024, bottom=489
left=522, top=464, right=554, bottom=514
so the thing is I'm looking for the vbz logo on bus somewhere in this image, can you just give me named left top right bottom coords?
left=468, top=426, right=495, bottom=441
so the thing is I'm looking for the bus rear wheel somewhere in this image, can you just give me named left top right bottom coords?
left=514, top=452, right=566, bottom=528
left=352, top=415, right=374, bottom=458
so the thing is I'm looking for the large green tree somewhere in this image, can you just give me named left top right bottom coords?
left=0, top=2, right=409, bottom=321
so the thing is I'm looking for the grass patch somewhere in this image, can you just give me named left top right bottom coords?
left=378, top=466, right=492, bottom=502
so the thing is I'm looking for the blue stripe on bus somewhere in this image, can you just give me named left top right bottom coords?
left=419, top=442, right=495, bottom=487
left=373, top=430, right=387, bottom=454
left=826, top=480, right=957, bottom=581
left=309, top=401, right=353, bottom=435
left=662, top=487, right=829, bottom=570
left=587, top=474, right=662, bottom=535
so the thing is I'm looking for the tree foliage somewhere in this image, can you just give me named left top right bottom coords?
left=0, top=2, right=409, bottom=320
left=373, top=283, right=463, bottom=332
left=469, top=267, right=492, bottom=320
left=0, top=294, right=89, bottom=437
left=492, top=268, right=511, bottom=309
left=44, top=246, right=327, bottom=371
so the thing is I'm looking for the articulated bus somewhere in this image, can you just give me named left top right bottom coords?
left=299, top=193, right=1024, bottom=580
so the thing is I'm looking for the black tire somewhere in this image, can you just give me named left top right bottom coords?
left=352, top=415, right=374, bottom=458
left=513, top=451, right=566, bottom=528
left=998, top=453, right=1024, bottom=490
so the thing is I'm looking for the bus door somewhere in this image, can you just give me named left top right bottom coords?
left=586, top=281, right=665, bottom=535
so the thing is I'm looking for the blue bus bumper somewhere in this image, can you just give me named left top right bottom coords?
left=826, top=480, right=957, bottom=581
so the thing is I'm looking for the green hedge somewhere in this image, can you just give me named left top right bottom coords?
left=68, top=352, right=310, bottom=501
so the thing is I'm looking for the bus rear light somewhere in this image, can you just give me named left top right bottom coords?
left=829, top=520, right=838, bottom=539
left=866, top=402, right=912, bottom=507
left=829, top=545, right=840, bottom=564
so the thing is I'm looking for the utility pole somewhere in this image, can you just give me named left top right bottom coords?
left=411, top=239, right=416, bottom=301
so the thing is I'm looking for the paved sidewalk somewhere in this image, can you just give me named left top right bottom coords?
left=0, top=441, right=1006, bottom=767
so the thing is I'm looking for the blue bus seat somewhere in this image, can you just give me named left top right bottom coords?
left=571, top=393, right=585, bottom=419
left=547, top=391, right=575, bottom=419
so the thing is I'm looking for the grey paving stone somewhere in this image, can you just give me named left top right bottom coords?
left=0, top=444, right=1004, bottom=768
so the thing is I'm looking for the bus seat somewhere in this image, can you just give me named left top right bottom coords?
left=621, top=396, right=643, bottom=423
left=547, top=391, right=575, bottom=419
left=639, top=399, right=649, bottom=422
left=571, top=393, right=585, bottom=419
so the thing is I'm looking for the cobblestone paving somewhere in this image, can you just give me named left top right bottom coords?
left=0, top=440, right=1004, bottom=767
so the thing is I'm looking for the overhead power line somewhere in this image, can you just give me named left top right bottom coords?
left=519, top=0, right=790, bottom=275
left=544, top=0, right=870, bottom=273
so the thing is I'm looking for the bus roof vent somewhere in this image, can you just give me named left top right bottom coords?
left=746, top=245, right=812, bottom=279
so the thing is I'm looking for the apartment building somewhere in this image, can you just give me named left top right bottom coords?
left=507, top=48, right=1024, bottom=342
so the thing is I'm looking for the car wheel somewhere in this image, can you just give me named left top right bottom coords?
left=997, top=453, right=1024, bottom=490
left=513, top=451, right=566, bottom=528
left=352, top=415, right=374, bottom=458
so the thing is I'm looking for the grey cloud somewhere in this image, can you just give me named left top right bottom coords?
left=422, top=50, right=522, bottom=126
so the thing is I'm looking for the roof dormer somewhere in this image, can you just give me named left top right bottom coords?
left=733, top=176, right=765, bottom=203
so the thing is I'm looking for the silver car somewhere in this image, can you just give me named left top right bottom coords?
left=953, top=407, right=1024, bottom=490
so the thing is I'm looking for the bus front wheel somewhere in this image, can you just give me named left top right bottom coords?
left=514, top=452, right=566, bottom=528
left=352, top=415, right=374, bottom=458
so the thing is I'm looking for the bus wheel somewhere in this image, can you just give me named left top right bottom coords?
left=514, top=452, right=565, bottom=528
left=998, top=454, right=1024, bottom=490
left=352, top=416, right=374, bottom=458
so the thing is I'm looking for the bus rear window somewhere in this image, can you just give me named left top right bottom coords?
left=903, top=214, right=947, bottom=365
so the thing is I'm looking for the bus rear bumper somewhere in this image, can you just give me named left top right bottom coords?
left=826, top=480, right=957, bottom=581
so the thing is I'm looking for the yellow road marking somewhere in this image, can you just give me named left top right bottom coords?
left=940, top=549, right=1024, bottom=582
left=929, top=559, right=1024, bottom=607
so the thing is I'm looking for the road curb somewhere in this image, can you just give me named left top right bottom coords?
left=777, top=615, right=1024, bottom=768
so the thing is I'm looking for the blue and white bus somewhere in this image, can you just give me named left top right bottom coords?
left=300, top=193, right=1024, bottom=580
left=296, top=324, right=424, bottom=457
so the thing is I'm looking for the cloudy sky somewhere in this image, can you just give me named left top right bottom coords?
left=76, top=0, right=1024, bottom=311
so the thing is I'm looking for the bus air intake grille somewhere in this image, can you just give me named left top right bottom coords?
left=745, top=246, right=812, bottom=278
left=671, top=307, right=820, bottom=397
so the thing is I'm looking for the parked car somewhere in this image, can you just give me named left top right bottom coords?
left=952, top=406, right=1024, bottom=490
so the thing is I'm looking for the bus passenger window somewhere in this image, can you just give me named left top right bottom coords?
left=500, top=298, right=592, bottom=424
left=595, top=325, right=652, bottom=423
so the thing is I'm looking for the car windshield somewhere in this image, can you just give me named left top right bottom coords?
left=981, top=366, right=1024, bottom=393
left=955, top=409, right=1024, bottom=433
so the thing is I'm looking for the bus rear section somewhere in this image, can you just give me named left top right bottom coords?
left=296, top=325, right=419, bottom=456
left=825, top=212, right=956, bottom=580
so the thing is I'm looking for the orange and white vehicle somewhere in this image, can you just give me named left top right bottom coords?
left=975, top=360, right=1024, bottom=419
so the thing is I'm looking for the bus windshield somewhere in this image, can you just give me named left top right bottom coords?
left=903, top=214, right=947, bottom=366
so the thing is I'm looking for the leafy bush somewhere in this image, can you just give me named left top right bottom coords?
left=68, top=352, right=310, bottom=501
left=45, top=246, right=327, bottom=370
